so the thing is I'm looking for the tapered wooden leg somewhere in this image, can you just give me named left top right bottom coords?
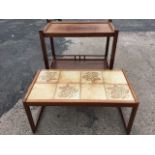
left=118, top=105, right=139, bottom=135
left=23, top=104, right=44, bottom=133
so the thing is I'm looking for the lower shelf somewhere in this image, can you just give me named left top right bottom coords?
left=50, top=59, right=109, bottom=69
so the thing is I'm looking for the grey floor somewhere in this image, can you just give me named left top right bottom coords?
left=0, top=20, right=155, bottom=134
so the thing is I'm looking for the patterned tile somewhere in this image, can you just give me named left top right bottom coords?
left=102, top=71, right=127, bottom=84
left=54, top=84, right=80, bottom=99
left=81, top=84, right=106, bottom=99
left=37, top=70, right=60, bottom=83
left=81, top=71, right=103, bottom=84
left=59, top=71, right=80, bottom=83
left=104, top=84, right=134, bottom=101
left=28, top=84, right=56, bottom=100
left=27, top=70, right=135, bottom=102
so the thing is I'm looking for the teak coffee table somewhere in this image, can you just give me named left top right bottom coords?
left=23, top=69, right=139, bottom=134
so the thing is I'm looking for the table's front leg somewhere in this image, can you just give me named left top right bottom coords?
left=23, top=103, right=44, bottom=133
left=110, top=30, right=119, bottom=69
left=39, top=31, right=49, bottom=69
left=105, top=37, right=110, bottom=60
left=119, top=105, right=139, bottom=134
left=50, top=37, right=56, bottom=60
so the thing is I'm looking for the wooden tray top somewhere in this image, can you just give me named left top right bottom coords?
left=43, top=22, right=115, bottom=36
left=24, top=70, right=137, bottom=105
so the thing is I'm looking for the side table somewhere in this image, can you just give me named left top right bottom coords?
left=39, top=21, right=119, bottom=70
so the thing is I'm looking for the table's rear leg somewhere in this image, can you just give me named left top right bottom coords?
left=118, top=105, right=139, bottom=135
left=23, top=104, right=44, bottom=133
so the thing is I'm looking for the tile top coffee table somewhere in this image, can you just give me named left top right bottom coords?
left=23, top=69, right=139, bottom=134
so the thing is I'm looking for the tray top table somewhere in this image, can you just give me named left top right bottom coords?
left=39, top=21, right=119, bottom=70
left=23, top=69, right=139, bottom=134
left=42, top=21, right=116, bottom=37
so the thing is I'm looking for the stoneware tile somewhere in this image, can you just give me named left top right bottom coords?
left=102, top=71, right=127, bottom=84
left=36, top=70, right=60, bottom=83
left=28, top=84, right=56, bottom=100
left=54, top=84, right=80, bottom=99
left=104, top=84, right=134, bottom=101
left=59, top=71, right=80, bottom=83
left=81, top=84, right=107, bottom=100
left=81, top=71, right=103, bottom=84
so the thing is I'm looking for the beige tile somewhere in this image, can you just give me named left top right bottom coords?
left=59, top=71, right=80, bottom=83
left=102, top=71, right=127, bottom=84
left=81, top=84, right=107, bottom=100
left=37, top=70, right=60, bottom=83
left=104, top=84, right=134, bottom=101
left=27, top=84, right=56, bottom=100
left=54, top=84, right=80, bottom=99
left=81, top=71, right=103, bottom=84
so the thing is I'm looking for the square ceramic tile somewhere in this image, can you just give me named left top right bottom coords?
left=54, top=84, right=80, bottom=99
left=59, top=71, right=80, bottom=83
left=36, top=70, right=60, bottom=83
left=81, top=84, right=107, bottom=100
left=27, top=84, right=56, bottom=100
left=102, top=71, right=127, bottom=84
left=81, top=71, right=103, bottom=84
left=104, top=84, right=134, bottom=101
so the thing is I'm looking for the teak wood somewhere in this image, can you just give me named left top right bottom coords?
left=39, top=20, right=119, bottom=70
left=25, top=21, right=138, bottom=134
left=23, top=69, right=139, bottom=134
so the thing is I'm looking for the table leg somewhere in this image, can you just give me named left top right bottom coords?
left=110, top=30, right=119, bottom=69
left=105, top=37, right=110, bottom=60
left=39, top=31, right=49, bottom=69
left=23, top=104, right=44, bottom=133
left=118, top=105, right=139, bottom=134
left=50, top=37, right=56, bottom=60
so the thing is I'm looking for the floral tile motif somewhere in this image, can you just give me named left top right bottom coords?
left=28, top=84, right=56, bottom=100
left=104, top=84, right=134, bottom=101
left=102, top=71, right=127, bottom=84
left=27, top=70, right=135, bottom=102
left=81, top=84, right=106, bottom=99
left=54, top=84, right=80, bottom=99
left=37, top=71, right=60, bottom=83
left=59, top=71, right=80, bottom=83
left=81, top=71, right=103, bottom=83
